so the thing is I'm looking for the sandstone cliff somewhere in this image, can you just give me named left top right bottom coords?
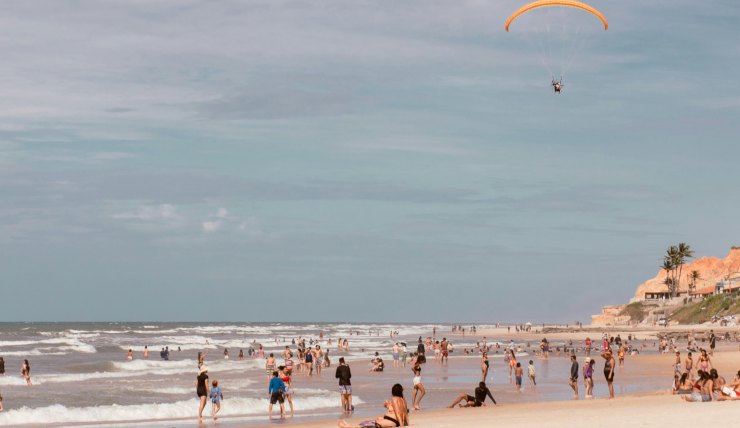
left=632, top=247, right=740, bottom=301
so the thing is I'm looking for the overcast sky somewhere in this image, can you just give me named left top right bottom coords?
left=1, top=1, right=739, bottom=322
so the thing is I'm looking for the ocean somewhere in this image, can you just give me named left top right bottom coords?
left=0, top=323, right=672, bottom=427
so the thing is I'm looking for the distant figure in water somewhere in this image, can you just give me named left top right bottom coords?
left=21, top=359, right=31, bottom=386
left=224, top=348, right=229, bottom=360
left=0, top=356, right=5, bottom=375
left=127, top=349, right=133, bottom=360
left=143, top=346, right=149, bottom=359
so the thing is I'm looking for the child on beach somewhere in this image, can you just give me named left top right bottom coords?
left=515, top=362, right=523, bottom=391
left=528, top=360, right=536, bottom=386
left=210, top=379, right=223, bottom=420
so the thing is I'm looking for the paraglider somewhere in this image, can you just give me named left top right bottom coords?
left=505, top=0, right=608, bottom=32
left=551, top=77, right=563, bottom=93
left=506, top=1, right=609, bottom=92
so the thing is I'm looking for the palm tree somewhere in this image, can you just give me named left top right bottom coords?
left=662, top=256, right=675, bottom=296
left=675, top=243, right=694, bottom=296
left=689, top=270, right=700, bottom=295
left=662, top=259, right=675, bottom=296
left=663, top=277, right=675, bottom=297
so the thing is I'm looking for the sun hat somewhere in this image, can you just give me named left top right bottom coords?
left=199, top=366, right=209, bottom=375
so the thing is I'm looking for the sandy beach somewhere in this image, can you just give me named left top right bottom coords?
left=268, top=328, right=740, bottom=428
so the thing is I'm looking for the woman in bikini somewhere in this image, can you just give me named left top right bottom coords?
left=602, top=350, right=615, bottom=399
left=508, top=349, right=517, bottom=379
left=481, top=352, right=489, bottom=382
left=338, top=383, right=409, bottom=428
left=411, top=359, right=425, bottom=410
left=21, top=360, right=31, bottom=386
left=279, top=366, right=294, bottom=417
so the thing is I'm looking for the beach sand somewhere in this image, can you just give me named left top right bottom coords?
left=259, top=330, right=740, bottom=428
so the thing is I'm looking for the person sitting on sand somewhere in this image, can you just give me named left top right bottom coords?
left=674, top=372, right=693, bottom=395
left=370, top=358, right=385, bottom=372
left=447, top=382, right=497, bottom=408
left=682, top=370, right=713, bottom=402
left=338, top=383, right=409, bottom=428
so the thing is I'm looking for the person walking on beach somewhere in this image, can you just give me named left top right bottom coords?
left=336, top=357, right=353, bottom=413
left=195, top=365, right=209, bottom=421
left=21, top=359, right=31, bottom=386
left=528, top=360, right=536, bottom=386
left=411, top=359, right=425, bottom=410
left=709, top=330, right=716, bottom=356
left=209, top=379, right=223, bottom=420
left=568, top=355, right=579, bottom=399
left=268, top=371, right=286, bottom=418
left=602, top=349, right=615, bottom=399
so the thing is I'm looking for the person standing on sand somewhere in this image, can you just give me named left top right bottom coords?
left=392, top=343, right=400, bottom=368
left=195, top=365, right=209, bottom=421
left=568, top=355, right=579, bottom=399
left=411, top=359, right=425, bottom=410
left=709, top=330, right=716, bottom=356
left=602, top=349, right=615, bottom=399
left=336, top=357, right=353, bottom=413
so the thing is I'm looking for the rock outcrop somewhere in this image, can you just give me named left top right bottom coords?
left=632, top=247, right=740, bottom=301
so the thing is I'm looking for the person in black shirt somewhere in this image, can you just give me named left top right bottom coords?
left=709, top=330, right=716, bottom=355
left=335, top=357, right=353, bottom=413
left=447, top=382, right=497, bottom=408
left=569, top=354, right=579, bottom=399
left=195, top=365, right=210, bottom=421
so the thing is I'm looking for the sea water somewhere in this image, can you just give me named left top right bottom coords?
left=0, top=323, right=672, bottom=427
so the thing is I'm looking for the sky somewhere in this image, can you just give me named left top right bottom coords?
left=1, top=0, right=739, bottom=323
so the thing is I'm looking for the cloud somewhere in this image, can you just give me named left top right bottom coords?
left=201, top=207, right=229, bottom=233
left=113, top=204, right=182, bottom=222
left=202, top=220, right=221, bottom=233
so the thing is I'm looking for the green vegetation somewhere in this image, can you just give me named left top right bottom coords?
left=670, top=293, right=740, bottom=324
left=662, top=243, right=694, bottom=297
left=619, top=302, right=649, bottom=323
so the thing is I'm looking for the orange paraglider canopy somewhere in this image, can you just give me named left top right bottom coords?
left=505, top=0, right=608, bottom=32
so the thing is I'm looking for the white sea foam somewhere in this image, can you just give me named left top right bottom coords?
left=0, top=390, right=358, bottom=426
